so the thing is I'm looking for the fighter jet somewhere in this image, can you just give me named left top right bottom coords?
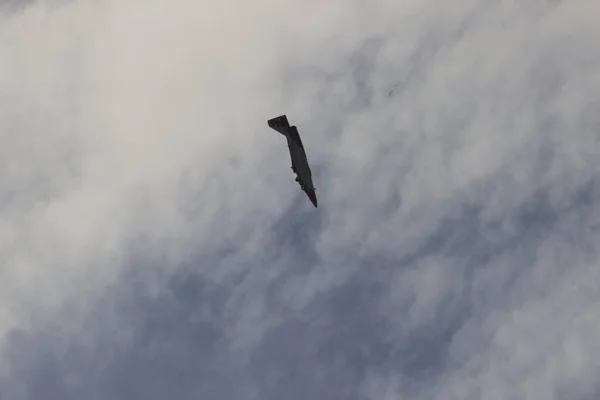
left=268, top=115, right=318, bottom=207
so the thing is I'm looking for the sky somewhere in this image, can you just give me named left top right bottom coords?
left=1, top=0, right=600, bottom=399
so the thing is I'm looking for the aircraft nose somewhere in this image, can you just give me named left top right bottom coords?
left=308, top=191, right=318, bottom=207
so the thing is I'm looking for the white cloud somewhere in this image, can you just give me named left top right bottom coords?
left=1, top=0, right=599, bottom=398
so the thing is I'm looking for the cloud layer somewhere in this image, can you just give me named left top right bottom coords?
left=1, top=0, right=600, bottom=399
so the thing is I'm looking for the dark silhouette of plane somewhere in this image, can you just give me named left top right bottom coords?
left=267, top=115, right=317, bottom=207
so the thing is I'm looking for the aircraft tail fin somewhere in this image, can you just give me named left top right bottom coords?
left=267, top=115, right=290, bottom=135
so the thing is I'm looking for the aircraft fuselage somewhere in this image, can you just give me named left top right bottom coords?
left=267, top=115, right=318, bottom=207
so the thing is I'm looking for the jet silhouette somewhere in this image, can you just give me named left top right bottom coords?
left=267, top=115, right=317, bottom=207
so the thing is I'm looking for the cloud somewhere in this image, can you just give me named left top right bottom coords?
left=0, top=0, right=599, bottom=399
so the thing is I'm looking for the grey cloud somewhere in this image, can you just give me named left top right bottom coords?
left=1, top=0, right=599, bottom=399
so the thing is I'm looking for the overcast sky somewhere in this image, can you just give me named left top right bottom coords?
left=1, top=0, right=600, bottom=399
